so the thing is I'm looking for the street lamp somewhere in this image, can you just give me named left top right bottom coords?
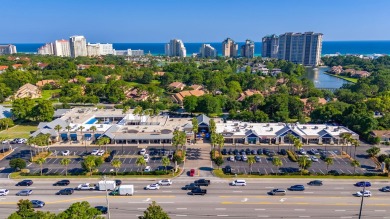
left=358, top=185, right=366, bottom=219
left=102, top=175, right=111, bottom=219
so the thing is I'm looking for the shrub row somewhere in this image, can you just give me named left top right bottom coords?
left=20, top=170, right=171, bottom=177
left=287, top=150, right=297, bottom=162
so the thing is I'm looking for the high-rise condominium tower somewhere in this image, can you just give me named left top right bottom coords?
left=0, top=44, right=17, bottom=54
left=222, top=38, right=238, bottom=57
left=262, top=34, right=279, bottom=58
left=199, top=44, right=217, bottom=58
left=54, top=39, right=70, bottom=57
left=278, top=32, right=323, bottom=66
left=69, top=35, right=87, bottom=57
left=165, top=39, right=186, bottom=57
left=241, top=39, right=255, bottom=58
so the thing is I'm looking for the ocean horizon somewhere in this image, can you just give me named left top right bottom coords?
left=2, top=41, right=390, bottom=56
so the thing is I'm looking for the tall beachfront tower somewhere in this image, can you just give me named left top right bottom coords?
left=262, top=34, right=279, bottom=58
left=69, top=35, right=87, bottom=58
left=241, top=39, right=255, bottom=58
left=222, top=38, right=238, bottom=57
left=278, top=32, right=323, bottom=66
left=54, top=39, right=71, bottom=57
left=199, top=44, right=217, bottom=58
left=0, top=44, right=17, bottom=54
left=165, top=39, right=186, bottom=57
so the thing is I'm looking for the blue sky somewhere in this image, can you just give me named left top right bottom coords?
left=2, top=0, right=389, bottom=43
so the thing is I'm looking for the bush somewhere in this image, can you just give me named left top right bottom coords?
left=378, top=154, right=389, bottom=163
left=287, top=150, right=297, bottom=162
left=9, top=158, right=27, bottom=170
left=20, top=169, right=30, bottom=174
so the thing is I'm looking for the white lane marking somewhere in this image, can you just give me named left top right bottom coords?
left=375, top=210, right=386, bottom=212
left=294, top=209, right=306, bottom=211
left=215, top=208, right=226, bottom=210
left=334, top=187, right=344, bottom=189
left=158, top=202, right=174, bottom=204
left=340, top=217, right=352, bottom=219
left=303, top=192, right=313, bottom=194
left=162, top=191, right=172, bottom=193
left=129, top=202, right=151, bottom=204
left=265, top=187, right=274, bottom=189
left=176, top=215, right=187, bottom=217
left=335, top=210, right=346, bottom=212
left=258, top=216, right=269, bottom=218
left=176, top=208, right=187, bottom=210
left=233, top=191, right=242, bottom=193
left=137, top=208, right=146, bottom=210
left=217, top=215, right=229, bottom=217
left=143, top=198, right=151, bottom=202
left=255, top=209, right=266, bottom=211
left=299, top=216, right=310, bottom=218
left=280, top=198, right=287, bottom=202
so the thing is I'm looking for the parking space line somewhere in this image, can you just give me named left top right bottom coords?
left=339, top=169, right=344, bottom=173
left=347, top=170, right=352, bottom=174
left=264, top=168, right=267, bottom=175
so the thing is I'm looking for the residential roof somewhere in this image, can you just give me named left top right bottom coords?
left=372, top=130, right=390, bottom=138
left=197, top=114, right=210, bottom=126
left=53, top=109, right=71, bottom=118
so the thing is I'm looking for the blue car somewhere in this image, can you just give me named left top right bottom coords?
left=355, top=181, right=371, bottom=187
left=288, top=185, right=305, bottom=191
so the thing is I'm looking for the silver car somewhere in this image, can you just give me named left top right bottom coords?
left=16, top=189, right=32, bottom=196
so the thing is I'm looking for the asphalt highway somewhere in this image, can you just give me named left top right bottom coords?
left=0, top=178, right=389, bottom=218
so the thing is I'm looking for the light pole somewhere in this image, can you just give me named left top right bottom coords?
left=103, top=175, right=111, bottom=219
left=358, top=184, right=366, bottom=219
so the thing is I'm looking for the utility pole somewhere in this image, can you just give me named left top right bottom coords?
left=358, top=185, right=365, bottom=219
left=103, top=175, right=111, bottom=219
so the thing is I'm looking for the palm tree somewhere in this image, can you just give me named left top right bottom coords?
left=272, top=157, right=283, bottom=175
left=340, top=132, right=352, bottom=155
left=216, top=133, right=225, bottom=155
left=54, top=125, right=62, bottom=142
left=111, top=159, right=122, bottom=176
left=324, top=157, right=334, bottom=172
left=247, top=156, right=256, bottom=175
left=60, top=158, right=71, bottom=176
left=122, top=105, right=130, bottom=114
left=297, top=156, right=312, bottom=175
left=78, top=126, right=85, bottom=143
left=83, top=155, right=96, bottom=175
left=35, top=157, right=46, bottom=176
left=136, top=156, right=147, bottom=175
left=384, top=158, right=390, bottom=177
left=161, top=156, right=170, bottom=173
left=350, top=160, right=360, bottom=173
left=133, top=106, right=143, bottom=118
left=65, top=125, right=72, bottom=144
left=286, top=133, right=295, bottom=151
left=293, top=138, right=303, bottom=152
left=351, top=139, right=360, bottom=159
left=209, top=119, right=216, bottom=134
left=192, top=117, right=198, bottom=144
left=90, top=126, right=97, bottom=142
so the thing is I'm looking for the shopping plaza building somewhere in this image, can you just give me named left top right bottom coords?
left=32, top=107, right=359, bottom=146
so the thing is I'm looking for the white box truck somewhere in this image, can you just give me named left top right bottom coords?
left=98, top=180, right=116, bottom=191
left=110, top=185, right=134, bottom=196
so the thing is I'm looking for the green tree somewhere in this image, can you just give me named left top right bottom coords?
left=324, top=157, right=334, bottom=172
left=172, top=130, right=186, bottom=151
left=111, top=159, right=122, bottom=176
left=133, top=106, right=143, bottom=117
left=286, top=133, right=295, bottom=150
left=8, top=199, right=35, bottom=219
left=214, top=156, right=224, bottom=170
left=60, top=158, right=71, bottom=176
left=56, top=201, right=103, bottom=219
left=339, top=132, right=352, bottom=155
left=65, top=125, right=72, bottom=143
left=366, top=146, right=380, bottom=157
left=247, top=156, right=256, bottom=174
left=78, top=126, right=85, bottom=143
left=0, top=118, right=14, bottom=130
left=138, top=201, right=170, bottom=219
left=12, top=97, right=35, bottom=121
left=209, top=119, right=216, bottom=134
left=82, top=155, right=97, bottom=175
left=272, top=157, right=283, bottom=175
left=216, top=133, right=225, bottom=154
left=161, top=156, right=170, bottom=173
left=351, top=139, right=360, bottom=159
left=384, top=158, right=390, bottom=177
left=293, top=138, right=303, bottom=151
left=32, top=100, right=54, bottom=122
left=9, top=158, right=27, bottom=170
left=35, top=157, right=46, bottom=176
left=297, top=156, right=312, bottom=174
left=54, top=125, right=62, bottom=134
left=183, top=96, right=198, bottom=115
left=89, top=126, right=97, bottom=141
left=136, top=156, right=147, bottom=175
left=351, top=160, right=360, bottom=173
left=191, top=117, right=198, bottom=143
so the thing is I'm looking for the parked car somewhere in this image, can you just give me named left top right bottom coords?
left=355, top=181, right=371, bottom=187
left=1, top=140, right=8, bottom=144
left=355, top=190, right=372, bottom=197
left=235, top=155, right=241, bottom=161
left=255, top=156, right=261, bottom=162
left=16, top=189, right=33, bottom=196
left=145, top=183, right=160, bottom=190
left=308, top=180, right=323, bottom=186
left=139, top=149, right=146, bottom=155
left=221, top=149, right=227, bottom=155
left=53, top=180, right=70, bottom=186
left=233, top=149, right=239, bottom=155
left=245, top=148, right=251, bottom=155
left=105, top=155, right=113, bottom=162
left=158, top=179, right=172, bottom=186
left=91, top=149, right=99, bottom=155
left=144, top=154, right=150, bottom=163
left=0, top=189, right=9, bottom=196
left=269, top=189, right=286, bottom=196
left=224, top=166, right=232, bottom=174
left=61, top=150, right=70, bottom=156
left=251, top=150, right=257, bottom=155
left=299, top=149, right=307, bottom=155
left=190, top=169, right=195, bottom=177
left=311, top=156, right=319, bottom=162
left=31, top=200, right=45, bottom=208
left=182, top=183, right=199, bottom=190
left=229, top=156, right=235, bottom=162
left=144, top=166, right=152, bottom=172
left=16, top=180, right=33, bottom=186
left=280, top=149, right=287, bottom=156
left=95, top=206, right=108, bottom=214
left=310, top=148, right=320, bottom=155
left=288, top=185, right=305, bottom=191
left=380, top=186, right=390, bottom=192
left=228, top=149, right=233, bottom=155
left=242, top=155, right=248, bottom=162
left=115, top=180, right=122, bottom=186
left=97, top=150, right=105, bottom=156
left=328, top=170, right=340, bottom=175
left=110, top=150, right=117, bottom=157
left=257, top=149, right=263, bottom=155
left=56, top=188, right=74, bottom=195
left=267, top=151, right=276, bottom=157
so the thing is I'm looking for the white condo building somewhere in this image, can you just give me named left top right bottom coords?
left=54, top=39, right=70, bottom=57
left=86, top=43, right=100, bottom=57
left=241, top=39, right=255, bottom=58
left=165, top=39, right=186, bottom=57
left=87, top=43, right=114, bottom=56
left=69, top=35, right=87, bottom=57
left=38, top=43, right=54, bottom=55
left=222, top=38, right=238, bottom=57
left=0, top=44, right=17, bottom=54
left=199, top=44, right=217, bottom=58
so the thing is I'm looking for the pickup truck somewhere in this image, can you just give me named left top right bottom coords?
left=194, top=179, right=210, bottom=186
left=190, top=187, right=207, bottom=196
left=75, top=183, right=96, bottom=191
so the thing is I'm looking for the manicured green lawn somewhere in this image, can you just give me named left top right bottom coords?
left=0, top=125, right=37, bottom=139
left=41, top=89, right=61, bottom=100
left=323, top=72, right=358, bottom=83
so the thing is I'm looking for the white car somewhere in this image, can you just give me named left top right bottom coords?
left=144, top=154, right=150, bottom=163
left=145, top=183, right=160, bottom=190
left=1, top=140, right=9, bottom=144
left=356, top=190, right=372, bottom=197
left=144, top=166, right=152, bottom=172
left=97, top=150, right=105, bottom=156
left=0, top=189, right=9, bottom=196
left=299, top=149, right=307, bottom=155
left=158, top=179, right=172, bottom=186
left=310, top=148, right=320, bottom=155
left=91, top=149, right=99, bottom=155
left=139, top=149, right=146, bottom=155
left=229, top=156, right=235, bottom=161
left=76, top=183, right=95, bottom=190
left=61, top=150, right=70, bottom=156
left=311, top=156, right=319, bottom=162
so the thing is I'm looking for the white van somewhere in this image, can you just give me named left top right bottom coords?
left=231, top=179, right=246, bottom=186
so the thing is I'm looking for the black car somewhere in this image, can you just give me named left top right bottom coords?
left=221, top=149, right=227, bottom=155
left=95, top=206, right=108, bottom=214
left=53, top=180, right=70, bottom=186
left=308, top=180, right=323, bottom=186
left=233, top=149, right=239, bottom=155
left=182, top=183, right=200, bottom=190
left=280, top=149, right=287, bottom=156
left=257, top=149, right=263, bottom=155
left=245, top=148, right=251, bottom=154
left=228, top=149, right=233, bottom=155
left=235, top=155, right=242, bottom=161
left=251, top=150, right=257, bottom=155
left=105, top=155, right=113, bottom=162
left=115, top=180, right=122, bottom=186
left=110, top=150, right=117, bottom=157
left=288, top=185, right=305, bottom=191
left=224, top=165, right=232, bottom=174
left=328, top=170, right=340, bottom=175
left=16, top=180, right=33, bottom=186
left=56, top=188, right=74, bottom=195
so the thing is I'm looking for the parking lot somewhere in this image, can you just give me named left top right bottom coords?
left=27, top=146, right=177, bottom=175
left=217, top=145, right=376, bottom=175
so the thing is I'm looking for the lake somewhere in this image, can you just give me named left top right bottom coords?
left=303, top=67, right=348, bottom=89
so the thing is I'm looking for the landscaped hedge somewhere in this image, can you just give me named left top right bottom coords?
left=287, top=150, right=297, bottom=162
left=20, top=170, right=172, bottom=177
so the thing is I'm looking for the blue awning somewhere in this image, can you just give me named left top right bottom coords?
left=94, top=133, right=102, bottom=138
left=84, top=133, right=92, bottom=137
left=70, top=133, right=77, bottom=140
left=61, top=133, right=68, bottom=140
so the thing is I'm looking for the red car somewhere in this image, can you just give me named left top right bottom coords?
left=190, top=169, right=195, bottom=177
